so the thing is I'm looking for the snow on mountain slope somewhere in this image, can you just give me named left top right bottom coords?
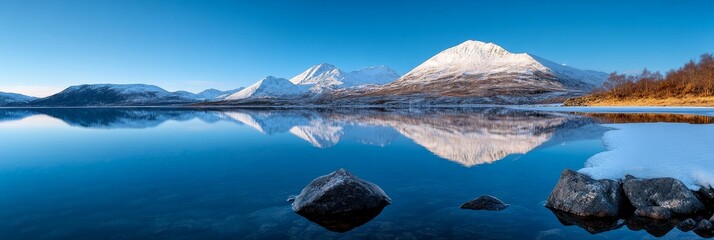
left=344, top=65, right=400, bottom=86
left=373, top=40, right=606, bottom=99
left=181, top=88, right=246, bottom=100
left=214, top=88, right=244, bottom=100
left=0, top=91, right=37, bottom=105
left=75, top=84, right=170, bottom=95
left=290, top=63, right=400, bottom=90
left=529, top=55, right=607, bottom=87
left=225, top=76, right=308, bottom=100
left=290, top=63, right=346, bottom=87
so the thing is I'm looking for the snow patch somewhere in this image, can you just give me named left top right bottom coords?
left=579, top=123, right=714, bottom=190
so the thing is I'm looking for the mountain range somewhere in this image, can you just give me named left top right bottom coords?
left=0, top=40, right=607, bottom=107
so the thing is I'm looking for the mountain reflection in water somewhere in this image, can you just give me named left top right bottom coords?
left=2, top=108, right=711, bottom=168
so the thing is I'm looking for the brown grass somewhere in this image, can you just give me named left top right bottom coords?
left=569, top=96, right=714, bottom=107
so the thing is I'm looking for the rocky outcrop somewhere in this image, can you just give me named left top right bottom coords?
left=291, top=169, right=391, bottom=232
left=546, top=169, right=714, bottom=238
left=460, top=195, right=509, bottom=211
left=623, top=175, right=705, bottom=217
left=545, top=170, right=626, bottom=217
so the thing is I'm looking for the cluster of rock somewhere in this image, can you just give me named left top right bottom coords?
left=546, top=169, right=714, bottom=237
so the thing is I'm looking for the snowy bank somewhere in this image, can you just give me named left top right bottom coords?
left=579, top=123, right=714, bottom=190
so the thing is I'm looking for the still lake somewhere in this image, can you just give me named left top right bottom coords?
left=0, top=107, right=711, bottom=239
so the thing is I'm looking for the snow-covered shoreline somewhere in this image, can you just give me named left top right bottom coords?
left=578, top=122, right=714, bottom=190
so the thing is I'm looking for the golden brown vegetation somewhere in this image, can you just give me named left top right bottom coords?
left=564, top=54, right=714, bottom=106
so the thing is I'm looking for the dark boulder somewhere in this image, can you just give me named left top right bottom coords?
left=291, top=169, right=391, bottom=232
left=623, top=175, right=705, bottom=216
left=677, top=218, right=697, bottom=232
left=460, top=195, right=509, bottom=211
left=633, top=206, right=672, bottom=220
left=546, top=169, right=627, bottom=217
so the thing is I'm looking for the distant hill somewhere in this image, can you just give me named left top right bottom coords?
left=0, top=92, right=37, bottom=105
left=27, top=84, right=243, bottom=107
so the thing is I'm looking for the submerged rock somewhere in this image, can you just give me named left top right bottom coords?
left=548, top=208, right=623, bottom=234
left=625, top=216, right=677, bottom=237
left=623, top=175, right=705, bottom=216
left=460, top=195, right=509, bottom=211
left=677, top=218, right=697, bottom=232
left=633, top=206, right=672, bottom=220
left=291, top=168, right=391, bottom=232
left=546, top=169, right=626, bottom=217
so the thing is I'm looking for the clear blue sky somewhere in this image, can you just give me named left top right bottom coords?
left=1, top=0, right=712, bottom=97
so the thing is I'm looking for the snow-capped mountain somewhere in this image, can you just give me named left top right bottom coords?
left=0, top=91, right=37, bottom=105
left=396, top=40, right=605, bottom=89
left=30, top=84, right=198, bottom=106
left=225, top=76, right=309, bottom=101
left=290, top=63, right=400, bottom=89
left=340, top=40, right=607, bottom=104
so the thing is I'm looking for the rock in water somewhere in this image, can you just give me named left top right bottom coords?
left=460, top=195, right=509, bottom=211
left=623, top=175, right=705, bottom=216
left=546, top=169, right=626, bottom=217
left=291, top=169, right=391, bottom=232
left=292, top=168, right=392, bottom=214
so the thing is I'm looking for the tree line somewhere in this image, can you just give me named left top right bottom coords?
left=593, top=53, right=714, bottom=99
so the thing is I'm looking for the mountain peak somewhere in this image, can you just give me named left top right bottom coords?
left=290, top=63, right=345, bottom=86
left=313, top=63, right=336, bottom=70
left=262, top=75, right=283, bottom=81
left=445, top=40, right=512, bottom=59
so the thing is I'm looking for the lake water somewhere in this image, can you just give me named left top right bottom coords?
left=0, top=107, right=712, bottom=239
